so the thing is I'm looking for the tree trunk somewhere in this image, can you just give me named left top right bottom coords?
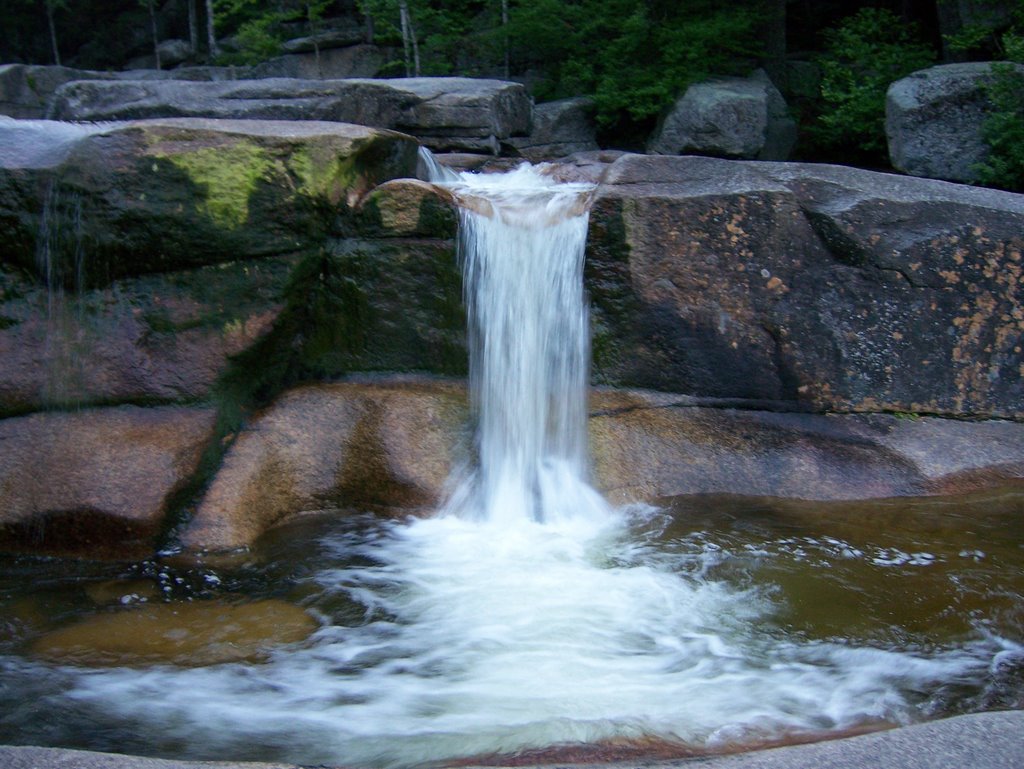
left=501, top=0, right=509, bottom=79
left=761, top=0, right=786, bottom=89
left=409, top=6, right=421, bottom=76
left=188, top=0, right=199, bottom=57
left=147, top=0, right=163, bottom=70
left=205, top=0, right=218, bottom=58
left=307, top=3, right=322, bottom=78
left=364, top=10, right=374, bottom=44
left=46, top=2, right=61, bottom=66
left=399, top=2, right=411, bottom=76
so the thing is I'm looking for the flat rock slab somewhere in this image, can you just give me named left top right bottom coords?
left=180, top=379, right=1024, bottom=552
left=48, top=77, right=533, bottom=153
left=591, top=389, right=1024, bottom=505
left=588, top=153, right=1024, bottom=418
left=0, top=63, right=249, bottom=120
left=0, top=405, right=216, bottom=557
left=1, top=711, right=1021, bottom=769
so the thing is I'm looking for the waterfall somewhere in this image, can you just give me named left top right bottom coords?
left=421, top=149, right=609, bottom=526
left=20, top=150, right=1006, bottom=769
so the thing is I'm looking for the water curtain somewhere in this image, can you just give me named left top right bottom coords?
left=423, top=150, right=609, bottom=526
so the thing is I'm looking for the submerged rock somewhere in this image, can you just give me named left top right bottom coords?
left=30, top=599, right=316, bottom=666
left=0, top=405, right=215, bottom=558
left=588, top=154, right=1024, bottom=419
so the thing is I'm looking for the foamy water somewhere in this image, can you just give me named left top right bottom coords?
left=32, top=509, right=1009, bottom=767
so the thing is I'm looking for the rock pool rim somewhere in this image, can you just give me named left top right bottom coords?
left=2, top=711, right=1023, bottom=769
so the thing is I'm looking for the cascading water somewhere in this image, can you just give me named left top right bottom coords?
left=435, top=156, right=609, bottom=526
left=1, top=151, right=1019, bottom=768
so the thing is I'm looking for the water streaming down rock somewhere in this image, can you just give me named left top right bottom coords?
left=421, top=149, right=609, bottom=526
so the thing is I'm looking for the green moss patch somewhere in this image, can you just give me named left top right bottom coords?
left=162, top=142, right=279, bottom=230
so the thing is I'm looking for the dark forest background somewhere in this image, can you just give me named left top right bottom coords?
left=2, top=1, right=1022, bottom=185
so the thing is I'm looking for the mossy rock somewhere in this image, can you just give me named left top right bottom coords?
left=0, top=118, right=420, bottom=287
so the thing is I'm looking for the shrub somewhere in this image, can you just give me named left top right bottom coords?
left=813, top=7, right=934, bottom=161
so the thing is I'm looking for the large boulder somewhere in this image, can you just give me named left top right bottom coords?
left=0, top=405, right=215, bottom=558
left=250, top=44, right=384, bottom=80
left=886, top=61, right=1024, bottom=183
left=0, top=117, right=419, bottom=285
left=586, top=154, right=1024, bottom=419
left=0, top=63, right=248, bottom=119
left=48, top=77, right=534, bottom=154
left=648, top=71, right=796, bottom=160
left=178, top=378, right=1024, bottom=552
left=505, top=96, right=599, bottom=160
left=0, top=156, right=459, bottom=416
left=0, top=64, right=122, bottom=119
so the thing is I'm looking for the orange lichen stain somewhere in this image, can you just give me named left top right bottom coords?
left=766, top=276, right=786, bottom=291
left=939, top=270, right=961, bottom=284
left=892, top=331, right=904, bottom=341
left=910, top=262, right=922, bottom=271
left=973, top=226, right=984, bottom=237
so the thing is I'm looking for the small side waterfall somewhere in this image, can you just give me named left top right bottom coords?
left=421, top=150, right=609, bottom=526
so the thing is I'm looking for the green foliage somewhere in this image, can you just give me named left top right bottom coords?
left=507, top=0, right=764, bottom=131
left=213, top=0, right=337, bottom=65
left=973, top=4, right=1024, bottom=192
left=813, top=8, right=935, bottom=160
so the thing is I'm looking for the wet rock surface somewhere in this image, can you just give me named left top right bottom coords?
left=0, top=258, right=292, bottom=415
left=177, top=379, right=1024, bottom=552
left=0, top=405, right=215, bottom=558
left=181, top=380, right=470, bottom=552
left=589, top=388, right=1024, bottom=506
left=0, top=710, right=1022, bottom=769
left=587, top=153, right=1024, bottom=419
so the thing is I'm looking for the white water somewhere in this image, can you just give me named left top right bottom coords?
left=435, top=156, right=607, bottom=526
left=17, top=153, right=1010, bottom=767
